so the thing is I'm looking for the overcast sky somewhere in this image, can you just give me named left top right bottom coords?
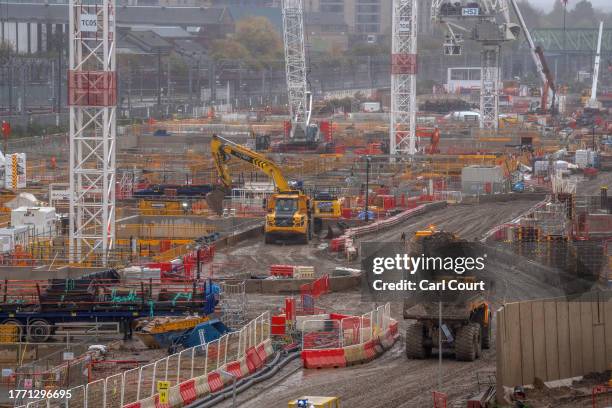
left=528, top=0, right=612, bottom=12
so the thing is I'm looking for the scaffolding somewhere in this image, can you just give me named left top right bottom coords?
left=218, top=281, right=248, bottom=330
left=533, top=202, right=570, bottom=238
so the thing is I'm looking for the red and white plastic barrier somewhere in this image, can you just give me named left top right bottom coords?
left=122, top=338, right=276, bottom=408
left=331, top=202, right=447, bottom=258
left=270, top=264, right=294, bottom=277
left=301, top=321, right=399, bottom=369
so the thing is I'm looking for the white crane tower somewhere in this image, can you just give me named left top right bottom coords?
left=586, top=21, right=604, bottom=110
left=68, top=0, right=117, bottom=264
left=431, top=0, right=519, bottom=130
left=282, top=0, right=317, bottom=141
left=390, top=0, right=418, bottom=159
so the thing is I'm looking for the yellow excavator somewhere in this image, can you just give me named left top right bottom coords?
left=207, top=134, right=313, bottom=244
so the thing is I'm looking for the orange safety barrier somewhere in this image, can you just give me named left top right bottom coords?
left=593, top=385, right=612, bottom=408
left=179, top=379, right=197, bottom=404
left=263, top=338, right=274, bottom=357
left=301, top=348, right=346, bottom=369
left=330, top=237, right=345, bottom=252
left=271, top=314, right=287, bottom=336
left=379, top=329, right=396, bottom=350
left=373, top=339, right=384, bottom=355
left=433, top=391, right=448, bottom=408
left=389, top=321, right=398, bottom=336
left=245, top=347, right=263, bottom=373
left=300, top=350, right=320, bottom=368
left=300, top=274, right=330, bottom=299
left=193, top=375, right=210, bottom=397
left=256, top=343, right=268, bottom=363
left=269, top=264, right=294, bottom=277
left=225, top=361, right=244, bottom=380
left=155, top=393, right=171, bottom=408
left=238, top=357, right=250, bottom=378
left=207, top=372, right=224, bottom=393
left=363, top=340, right=378, bottom=361
left=167, top=384, right=183, bottom=407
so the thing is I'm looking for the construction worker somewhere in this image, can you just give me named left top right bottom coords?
left=400, top=232, right=406, bottom=242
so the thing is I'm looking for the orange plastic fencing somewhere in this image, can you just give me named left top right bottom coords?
left=433, top=391, right=447, bottom=408
left=593, top=385, right=612, bottom=408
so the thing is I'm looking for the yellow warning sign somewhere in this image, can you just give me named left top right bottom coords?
left=11, top=155, right=16, bottom=190
left=157, top=381, right=170, bottom=403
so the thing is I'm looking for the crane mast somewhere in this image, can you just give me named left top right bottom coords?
left=390, top=0, right=418, bottom=159
left=587, top=21, right=604, bottom=109
left=281, top=0, right=316, bottom=141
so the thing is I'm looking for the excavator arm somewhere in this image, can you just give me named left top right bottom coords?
left=207, top=134, right=295, bottom=215
left=210, top=134, right=291, bottom=191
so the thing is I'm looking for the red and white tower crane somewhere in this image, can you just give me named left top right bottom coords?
left=390, top=0, right=418, bottom=159
left=68, top=0, right=117, bottom=264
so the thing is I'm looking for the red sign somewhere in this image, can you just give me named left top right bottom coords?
left=1, top=121, right=10, bottom=138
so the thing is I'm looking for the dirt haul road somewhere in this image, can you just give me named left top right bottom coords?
left=218, top=261, right=562, bottom=408
left=214, top=198, right=567, bottom=407
left=214, top=199, right=543, bottom=278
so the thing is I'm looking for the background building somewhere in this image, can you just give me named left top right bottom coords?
left=304, top=0, right=391, bottom=43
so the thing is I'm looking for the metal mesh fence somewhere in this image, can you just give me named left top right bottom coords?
left=18, top=312, right=270, bottom=408
left=302, top=304, right=391, bottom=350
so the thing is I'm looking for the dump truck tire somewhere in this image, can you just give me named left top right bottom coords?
left=405, top=322, right=430, bottom=359
left=455, top=323, right=481, bottom=361
left=482, top=313, right=492, bottom=350
left=264, top=233, right=273, bottom=244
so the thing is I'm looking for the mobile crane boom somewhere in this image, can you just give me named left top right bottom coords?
left=509, top=0, right=555, bottom=113
left=586, top=21, right=604, bottom=109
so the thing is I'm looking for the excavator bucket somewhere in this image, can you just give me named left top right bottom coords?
left=205, top=188, right=227, bottom=216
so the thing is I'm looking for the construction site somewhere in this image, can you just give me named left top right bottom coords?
left=0, top=0, right=611, bottom=407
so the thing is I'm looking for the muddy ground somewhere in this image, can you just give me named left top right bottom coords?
left=211, top=198, right=577, bottom=408
left=214, top=199, right=544, bottom=278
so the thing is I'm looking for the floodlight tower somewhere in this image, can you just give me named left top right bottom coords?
left=68, top=0, right=117, bottom=264
left=390, top=0, right=418, bottom=159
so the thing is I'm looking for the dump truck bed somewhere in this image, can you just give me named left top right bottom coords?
left=403, top=295, right=485, bottom=321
